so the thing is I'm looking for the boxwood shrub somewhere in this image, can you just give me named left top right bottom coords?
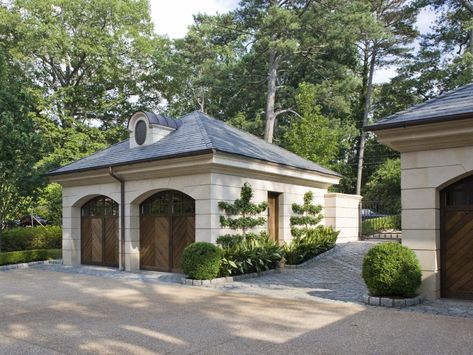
left=1, top=226, right=62, bottom=252
left=182, top=242, right=222, bottom=280
left=362, top=242, right=422, bottom=297
left=0, top=249, right=62, bottom=266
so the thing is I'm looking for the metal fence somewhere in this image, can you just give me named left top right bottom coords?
left=360, top=201, right=401, bottom=241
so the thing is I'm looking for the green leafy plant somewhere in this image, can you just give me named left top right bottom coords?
left=181, top=242, right=222, bottom=280
left=218, top=182, right=267, bottom=237
left=362, top=242, right=422, bottom=298
left=2, top=226, right=62, bottom=252
left=217, top=183, right=282, bottom=275
left=284, top=226, right=339, bottom=265
left=218, top=233, right=282, bottom=276
left=0, top=249, right=61, bottom=266
left=284, top=191, right=339, bottom=265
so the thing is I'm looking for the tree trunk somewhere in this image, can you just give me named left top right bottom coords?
left=264, top=50, right=279, bottom=143
left=356, top=47, right=377, bottom=196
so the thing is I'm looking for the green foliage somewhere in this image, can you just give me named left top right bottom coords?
left=181, top=242, right=222, bottom=280
left=362, top=242, right=422, bottom=297
left=218, top=232, right=282, bottom=276
left=283, top=82, right=357, bottom=169
left=284, top=226, right=339, bottom=265
left=2, top=226, right=62, bottom=252
left=363, top=158, right=401, bottom=211
left=0, top=249, right=62, bottom=266
left=218, top=182, right=267, bottom=237
left=290, top=191, right=323, bottom=238
left=362, top=215, right=401, bottom=236
left=36, top=183, right=62, bottom=226
left=284, top=192, right=339, bottom=265
left=0, top=47, right=41, bottom=230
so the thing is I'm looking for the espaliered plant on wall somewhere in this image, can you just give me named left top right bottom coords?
left=285, top=191, right=339, bottom=265
left=217, top=183, right=281, bottom=276
left=218, top=182, right=268, bottom=239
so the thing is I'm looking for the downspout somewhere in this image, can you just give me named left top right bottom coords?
left=109, top=167, right=126, bottom=271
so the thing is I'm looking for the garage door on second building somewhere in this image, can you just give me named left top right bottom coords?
left=441, top=175, right=473, bottom=300
left=140, top=190, right=195, bottom=272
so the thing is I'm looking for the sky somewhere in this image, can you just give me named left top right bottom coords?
left=150, top=0, right=437, bottom=84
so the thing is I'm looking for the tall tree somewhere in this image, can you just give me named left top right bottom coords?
left=355, top=0, right=418, bottom=195
left=0, top=48, right=41, bottom=250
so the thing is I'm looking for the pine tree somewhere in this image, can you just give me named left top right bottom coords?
left=218, top=182, right=268, bottom=240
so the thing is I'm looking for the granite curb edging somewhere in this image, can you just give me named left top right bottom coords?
left=182, top=268, right=283, bottom=287
left=0, top=259, right=63, bottom=271
left=283, top=246, right=338, bottom=269
left=363, top=294, right=424, bottom=308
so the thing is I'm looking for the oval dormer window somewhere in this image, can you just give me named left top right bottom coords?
left=135, top=120, right=147, bottom=145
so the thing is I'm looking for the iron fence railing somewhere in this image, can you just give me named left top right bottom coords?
left=361, top=201, right=401, bottom=241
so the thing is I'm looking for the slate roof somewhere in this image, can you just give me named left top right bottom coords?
left=366, top=83, right=473, bottom=131
left=47, top=111, right=340, bottom=177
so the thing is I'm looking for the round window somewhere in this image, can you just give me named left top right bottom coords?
left=135, top=120, right=147, bottom=145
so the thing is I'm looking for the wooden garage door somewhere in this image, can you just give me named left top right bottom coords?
left=140, top=190, right=195, bottom=272
left=441, top=176, right=473, bottom=299
left=81, top=196, right=119, bottom=267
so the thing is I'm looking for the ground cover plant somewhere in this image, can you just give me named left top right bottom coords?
left=362, top=242, right=421, bottom=297
left=362, top=215, right=401, bottom=236
left=284, top=191, right=339, bottom=265
left=0, top=249, right=61, bottom=266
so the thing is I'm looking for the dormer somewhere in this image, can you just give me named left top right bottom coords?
left=128, top=112, right=181, bottom=148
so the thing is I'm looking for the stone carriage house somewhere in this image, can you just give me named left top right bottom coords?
left=367, top=83, right=473, bottom=300
left=48, top=111, right=360, bottom=273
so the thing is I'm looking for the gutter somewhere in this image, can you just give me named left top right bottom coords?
left=108, top=167, right=126, bottom=271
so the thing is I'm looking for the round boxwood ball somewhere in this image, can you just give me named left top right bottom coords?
left=182, top=242, right=222, bottom=280
left=362, top=242, right=422, bottom=298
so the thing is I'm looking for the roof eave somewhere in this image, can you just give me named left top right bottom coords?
left=365, top=112, right=473, bottom=132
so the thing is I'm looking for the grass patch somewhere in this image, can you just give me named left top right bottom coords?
left=0, top=249, right=62, bottom=266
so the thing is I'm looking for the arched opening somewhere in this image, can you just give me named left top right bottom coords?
left=81, top=196, right=119, bottom=267
left=140, top=190, right=195, bottom=272
left=440, top=174, right=473, bottom=299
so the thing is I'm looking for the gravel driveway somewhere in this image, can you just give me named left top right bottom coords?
left=1, top=267, right=473, bottom=354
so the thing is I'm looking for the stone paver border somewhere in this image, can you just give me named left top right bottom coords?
left=182, top=268, right=282, bottom=287
left=364, top=294, right=424, bottom=308
left=0, top=259, right=62, bottom=271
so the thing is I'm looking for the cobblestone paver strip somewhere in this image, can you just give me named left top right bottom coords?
left=214, top=241, right=377, bottom=304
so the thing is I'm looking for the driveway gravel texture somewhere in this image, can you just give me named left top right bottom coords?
left=1, top=241, right=473, bottom=354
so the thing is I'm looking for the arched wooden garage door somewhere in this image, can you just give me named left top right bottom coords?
left=81, top=196, right=119, bottom=267
left=140, top=190, right=195, bottom=272
left=441, top=175, right=473, bottom=299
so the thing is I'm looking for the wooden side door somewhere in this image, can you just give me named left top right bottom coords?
left=171, top=216, right=195, bottom=272
left=140, top=215, right=171, bottom=271
left=267, top=192, right=280, bottom=243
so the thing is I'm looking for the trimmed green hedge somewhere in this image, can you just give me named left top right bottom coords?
left=182, top=242, right=222, bottom=280
left=362, top=215, right=401, bottom=236
left=0, top=249, right=62, bottom=266
left=362, top=242, right=421, bottom=297
left=1, top=226, right=62, bottom=252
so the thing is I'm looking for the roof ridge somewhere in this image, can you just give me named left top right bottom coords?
left=191, top=111, right=214, bottom=149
